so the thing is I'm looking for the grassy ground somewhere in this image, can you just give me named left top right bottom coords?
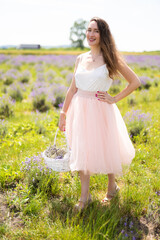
left=0, top=48, right=160, bottom=55
left=0, top=53, right=160, bottom=240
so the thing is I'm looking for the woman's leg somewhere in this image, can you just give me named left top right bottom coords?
left=101, top=174, right=119, bottom=202
left=78, top=171, right=90, bottom=207
left=107, top=173, right=116, bottom=193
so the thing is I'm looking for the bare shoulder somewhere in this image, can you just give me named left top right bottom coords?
left=75, top=52, right=89, bottom=67
left=74, top=55, right=81, bottom=68
left=73, top=53, right=83, bottom=72
left=78, top=51, right=90, bottom=62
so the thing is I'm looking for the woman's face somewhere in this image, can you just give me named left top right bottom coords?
left=86, top=21, right=100, bottom=47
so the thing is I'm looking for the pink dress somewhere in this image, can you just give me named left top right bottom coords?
left=65, top=60, right=135, bottom=176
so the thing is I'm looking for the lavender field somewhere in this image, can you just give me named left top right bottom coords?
left=0, top=53, right=160, bottom=240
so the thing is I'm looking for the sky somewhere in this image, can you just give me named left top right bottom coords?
left=0, top=0, right=160, bottom=52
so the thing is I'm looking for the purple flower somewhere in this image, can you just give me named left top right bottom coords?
left=156, top=191, right=160, bottom=196
left=129, top=221, right=133, bottom=228
left=58, top=102, right=64, bottom=108
left=124, top=55, right=160, bottom=68
left=123, top=109, right=152, bottom=126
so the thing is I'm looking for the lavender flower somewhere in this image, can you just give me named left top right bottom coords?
left=123, top=109, right=152, bottom=126
left=58, top=102, right=64, bottom=108
left=129, top=221, right=133, bottom=228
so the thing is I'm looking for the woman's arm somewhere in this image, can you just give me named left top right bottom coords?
left=61, top=55, right=80, bottom=113
left=96, top=57, right=141, bottom=104
left=113, top=57, right=141, bottom=103
left=58, top=55, right=80, bottom=131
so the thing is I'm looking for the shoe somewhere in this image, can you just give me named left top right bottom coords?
left=102, top=184, right=120, bottom=203
left=74, top=193, right=92, bottom=212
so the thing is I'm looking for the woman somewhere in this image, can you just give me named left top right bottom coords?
left=58, top=17, right=141, bottom=210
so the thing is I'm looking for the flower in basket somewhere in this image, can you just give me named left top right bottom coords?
left=45, top=146, right=66, bottom=159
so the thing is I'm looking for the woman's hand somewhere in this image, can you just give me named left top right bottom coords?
left=95, top=91, right=116, bottom=104
left=58, top=114, right=66, bottom=132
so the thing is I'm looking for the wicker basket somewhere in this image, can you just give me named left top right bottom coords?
left=42, top=128, right=71, bottom=172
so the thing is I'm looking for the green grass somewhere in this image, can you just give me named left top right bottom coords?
left=0, top=48, right=160, bottom=55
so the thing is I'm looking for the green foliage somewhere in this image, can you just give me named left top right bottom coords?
left=8, top=84, right=23, bottom=102
left=32, top=95, right=50, bottom=112
left=19, top=70, right=31, bottom=83
left=0, top=223, right=8, bottom=238
left=0, top=166, right=23, bottom=190
left=70, top=19, right=88, bottom=49
left=0, top=119, right=8, bottom=138
left=20, top=154, right=60, bottom=197
left=54, top=95, right=65, bottom=108
left=109, top=85, right=121, bottom=94
left=127, top=95, right=137, bottom=106
left=3, top=77, right=14, bottom=85
left=124, top=109, right=152, bottom=143
left=0, top=95, right=14, bottom=119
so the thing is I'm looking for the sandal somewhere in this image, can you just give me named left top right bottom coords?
left=102, top=184, right=120, bottom=203
left=74, top=193, right=92, bottom=212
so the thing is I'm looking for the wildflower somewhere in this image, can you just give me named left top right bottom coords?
left=129, top=221, right=133, bottom=228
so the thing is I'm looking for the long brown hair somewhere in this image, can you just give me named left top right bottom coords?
left=90, top=17, right=122, bottom=78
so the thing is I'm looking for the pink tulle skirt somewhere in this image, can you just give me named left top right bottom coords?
left=66, top=89, right=135, bottom=176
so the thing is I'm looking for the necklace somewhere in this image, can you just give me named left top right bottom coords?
left=90, top=52, right=102, bottom=62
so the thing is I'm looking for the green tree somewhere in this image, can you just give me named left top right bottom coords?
left=70, top=19, right=88, bottom=49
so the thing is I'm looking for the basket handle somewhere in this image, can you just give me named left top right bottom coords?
left=54, top=128, right=70, bottom=152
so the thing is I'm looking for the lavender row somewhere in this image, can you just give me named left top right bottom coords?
left=0, top=54, right=160, bottom=68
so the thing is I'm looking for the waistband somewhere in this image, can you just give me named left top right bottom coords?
left=76, top=88, right=97, bottom=98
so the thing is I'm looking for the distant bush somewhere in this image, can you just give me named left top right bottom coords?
left=127, top=95, right=137, bottom=106
left=109, top=85, right=120, bottom=94
left=153, top=78, right=159, bottom=87
left=0, top=119, right=8, bottom=138
left=7, top=84, right=23, bottom=102
left=19, top=70, right=31, bottom=83
left=0, top=95, right=15, bottom=119
left=3, top=69, right=19, bottom=85
left=123, top=109, right=152, bottom=143
left=33, top=95, right=50, bottom=112
left=156, top=92, right=160, bottom=101
left=53, top=96, right=64, bottom=108
left=30, top=87, right=51, bottom=112
left=45, top=69, right=56, bottom=82
left=138, top=76, right=153, bottom=90
left=139, top=89, right=150, bottom=103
